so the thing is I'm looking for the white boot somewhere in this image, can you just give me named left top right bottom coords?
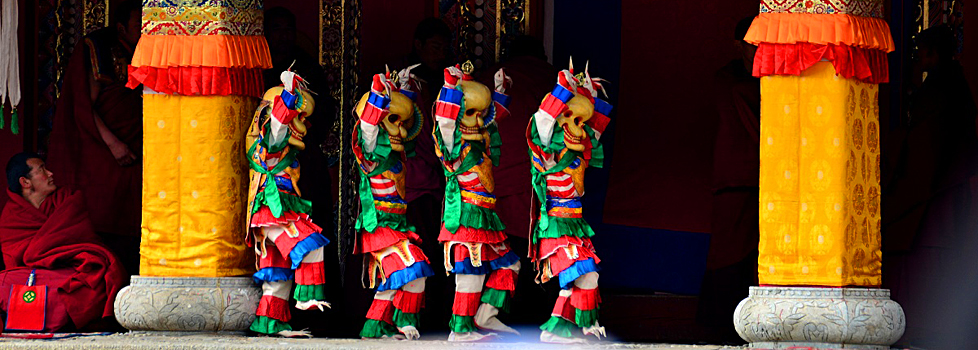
left=582, top=320, right=606, bottom=340
left=474, top=303, right=520, bottom=335
left=448, top=331, right=498, bottom=342
left=539, top=330, right=587, bottom=344
left=276, top=329, right=313, bottom=338
left=397, top=325, right=420, bottom=340
left=295, top=300, right=332, bottom=311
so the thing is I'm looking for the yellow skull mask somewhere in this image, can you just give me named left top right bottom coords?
left=455, top=80, right=491, bottom=142
left=256, top=86, right=316, bottom=151
left=356, top=90, right=416, bottom=152
left=556, top=93, right=594, bottom=152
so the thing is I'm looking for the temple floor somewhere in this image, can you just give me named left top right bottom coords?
left=0, top=332, right=745, bottom=349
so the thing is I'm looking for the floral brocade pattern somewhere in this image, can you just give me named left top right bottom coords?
left=758, top=62, right=881, bottom=287
left=760, top=0, right=884, bottom=18
left=142, top=4, right=263, bottom=36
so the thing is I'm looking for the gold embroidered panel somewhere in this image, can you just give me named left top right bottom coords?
left=84, top=0, right=109, bottom=35
left=141, top=2, right=264, bottom=36
left=760, top=0, right=884, bottom=18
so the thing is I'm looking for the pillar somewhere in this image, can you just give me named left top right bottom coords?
left=733, top=1, right=906, bottom=348
left=113, top=0, right=272, bottom=331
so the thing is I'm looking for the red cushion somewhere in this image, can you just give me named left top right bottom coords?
left=0, top=267, right=75, bottom=332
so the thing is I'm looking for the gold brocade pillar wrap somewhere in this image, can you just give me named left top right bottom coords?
left=758, top=62, right=882, bottom=286
left=140, top=94, right=255, bottom=276
left=129, top=1, right=272, bottom=277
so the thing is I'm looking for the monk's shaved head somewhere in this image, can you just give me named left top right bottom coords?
left=6, top=152, right=40, bottom=195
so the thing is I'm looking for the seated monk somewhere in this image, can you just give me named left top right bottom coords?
left=0, top=153, right=127, bottom=331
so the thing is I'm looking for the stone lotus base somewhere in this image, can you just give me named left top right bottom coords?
left=114, top=276, right=260, bottom=332
left=733, top=286, right=905, bottom=349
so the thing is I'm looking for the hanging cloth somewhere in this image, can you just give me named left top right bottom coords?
left=0, top=0, right=21, bottom=134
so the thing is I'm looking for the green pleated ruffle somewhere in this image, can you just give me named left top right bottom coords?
left=575, top=308, right=599, bottom=328
left=250, top=315, right=292, bottom=335
left=480, top=288, right=511, bottom=313
left=293, top=284, right=326, bottom=302
left=539, top=316, right=576, bottom=338
left=360, top=319, right=398, bottom=338
left=532, top=216, right=596, bottom=243
left=373, top=210, right=417, bottom=233
left=449, top=315, right=479, bottom=333
left=458, top=202, right=506, bottom=231
left=252, top=190, right=313, bottom=216
left=393, top=309, right=420, bottom=328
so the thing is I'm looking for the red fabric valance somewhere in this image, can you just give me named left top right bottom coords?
left=127, top=66, right=265, bottom=98
left=753, top=42, right=889, bottom=84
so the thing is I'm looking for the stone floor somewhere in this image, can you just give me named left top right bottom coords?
left=0, top=332, right=745, bottom=350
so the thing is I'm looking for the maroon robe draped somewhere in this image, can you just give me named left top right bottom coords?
left=46, top=30, right=142, bottom=239
left=0, top=188, right=126, bottom=329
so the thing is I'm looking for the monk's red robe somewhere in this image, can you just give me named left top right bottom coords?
left=0, top=188, right=127, bottom=330
left=46, top=28, right=142, bottom=239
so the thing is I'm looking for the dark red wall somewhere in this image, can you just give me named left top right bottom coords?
left=360, top=0, right=432, bottom=77
left=603, top=0, right=758, bottom=234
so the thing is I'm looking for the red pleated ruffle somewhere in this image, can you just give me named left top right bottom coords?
left=570, top=287, right=601, bottom=311
left=486, top=268, right=518, bottom=292
left=438, top=225, right=508, bottom=244
left=356, top=227, right=422, bottom=254
left=452, top=292, right=481, bottom=316
left=380, top=244, right=430, bottom=279
left=394, top=290, right=425, bottom=313
left=256, top=295, right=291, bottom=322
left=127, top=66, right=265, bottom=97
left=365, top=298, right=394, bottom=322
left=296, top=262, right=326, bottom=285
left=753, top=42, right=889, bottom=83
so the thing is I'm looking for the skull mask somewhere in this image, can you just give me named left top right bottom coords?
left=557, top=93, right=594, bottom=152
left=356, top=90, right=416, bottom=152
left=457, top=80, right=492, bottom=142
left=259, top=86, right=316, bottom=151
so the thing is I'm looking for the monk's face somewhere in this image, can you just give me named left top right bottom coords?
left=117, top=9, right=141, bottom=47
left=23, top=158, right=56, bottom=198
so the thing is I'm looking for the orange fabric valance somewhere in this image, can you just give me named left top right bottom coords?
left=745, top=13, right=895, bottom=53
left=131, top=34, right=272, bottom=69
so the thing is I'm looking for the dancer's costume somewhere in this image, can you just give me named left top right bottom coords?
left=353, top=67, right=434, bottom=340
left=527, top=61, right=611, bottom=343
left=246, top=71, right=331, bottom=337
left=433, top=61, right=521, bottom=341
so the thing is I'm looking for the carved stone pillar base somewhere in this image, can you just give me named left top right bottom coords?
left=733, top=286, right=905, bottom=349
left=114, top=276, right=260, bottom=332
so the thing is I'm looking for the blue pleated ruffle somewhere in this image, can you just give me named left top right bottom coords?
left=253, top=267, right=295, bottom=284
left=451, top=251, right=520, bottom=275
left=558, top=258, right=600, bottom=289
left=376, top=261, right=436, bottom=292
left=288, top=233, right=331, bottom=269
